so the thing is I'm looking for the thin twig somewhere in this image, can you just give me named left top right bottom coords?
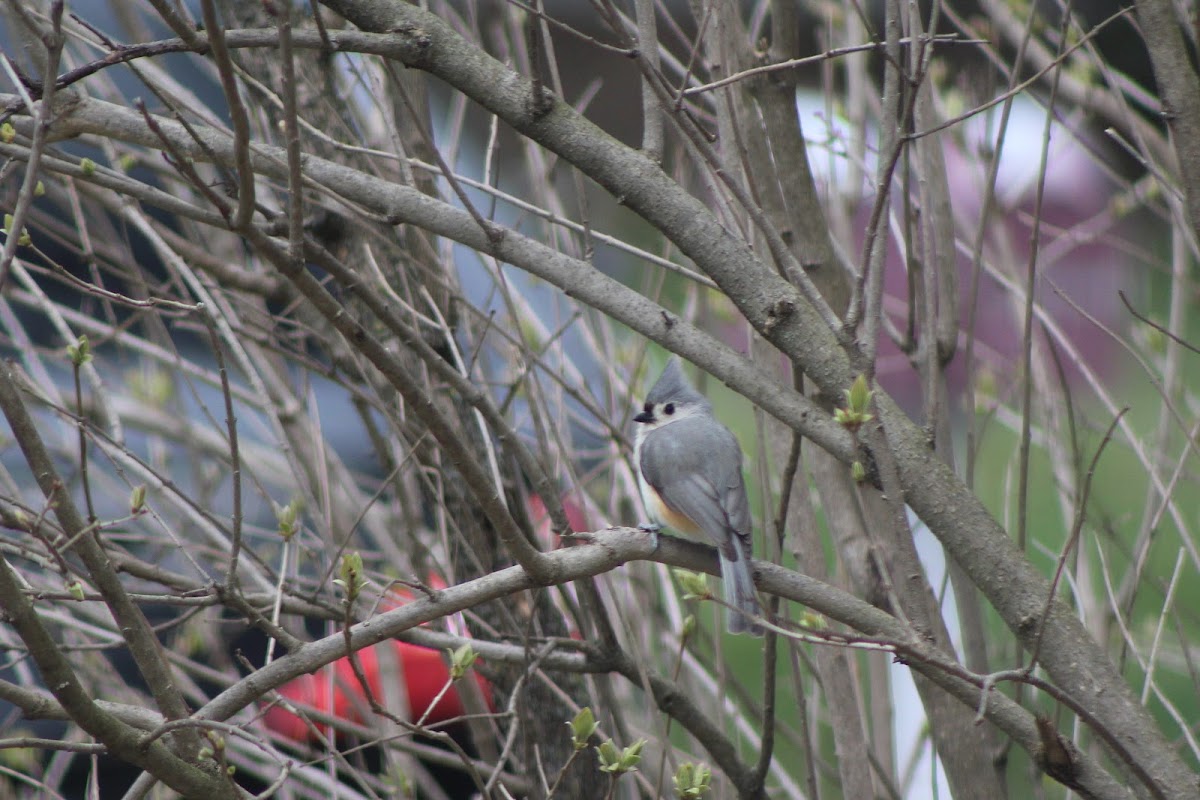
left=198, top=0, right=255, bottom=228
left=683, top=35, right=976, bottom=96
left=1025, top=407, right=1127, bottom=672
left=0, top=1, right=65, bottom=293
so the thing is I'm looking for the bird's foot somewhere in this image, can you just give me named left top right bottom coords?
left=637, top=522, right=661, bottom=549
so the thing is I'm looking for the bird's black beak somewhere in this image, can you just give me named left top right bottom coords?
left=633, top=410, right=655, bottom=424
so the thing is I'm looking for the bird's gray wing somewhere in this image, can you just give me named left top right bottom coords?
left=706, top=426, right=753, bottom=560
left=693, top=425, right=758, bottom=633
left=690, top=421, right=750, bottom=528
left=660, top=474, right=732, bottom=548
left=721, top=480, right=753, bottom=551
left=711, top=436, right=751, bottom=534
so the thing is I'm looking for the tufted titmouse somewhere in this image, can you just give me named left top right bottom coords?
left=634, top=359, right=764, bottom=636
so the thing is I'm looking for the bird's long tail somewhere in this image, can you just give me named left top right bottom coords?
left=720, top=537, right=763, bottom=636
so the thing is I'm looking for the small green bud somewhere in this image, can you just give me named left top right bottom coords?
left=9, top=507, right=32, bottom=530
left=681, top=614, right=696, bottom=639
left=66, top=580, right=85, bottom=601
left=276, top=501, right=299, bottom=540
left=448, top=643, right=477, bottom=680
left=334, top=552, right=368, bottom=600
left=0, top=122, right=14, bottom=143
left=799, top=610, right=826, bottom=629
left=129, top=484, right=147, bottom=513
left=66, top=335, right=92, bottom=366
left=34, top=180, right=45, bottom=197
left=847, top=374, right=874, bottom=414
left=596, top=739, right=620, bottom=770
left=620, top=738, right=646, bottom=770
left=850, top=461, right=866, bottom=483
left=673, top=762, right=713, bottom=798
left=598, top=738, right=646, bottom=774
left=672, top=569, right=711, bottom=600
left=80, top=157, right=96, bottom=177
left=569, top=707, right=598, bottom=750
left=835, top=375, right=875, bottom=431
left=2, top=214, right=30, bottom=247
left=117, top=154, right=137, bottom=172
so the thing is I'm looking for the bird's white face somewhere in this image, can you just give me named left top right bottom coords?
left=633, top=399, right=706, bottom=444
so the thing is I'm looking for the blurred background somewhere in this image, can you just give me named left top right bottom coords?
left=0, top=1, right=1196, bottom=798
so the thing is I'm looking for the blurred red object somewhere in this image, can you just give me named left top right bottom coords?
left=262, top=584, right=493, bottom=742
left=528, top=491, right=593, bottom=546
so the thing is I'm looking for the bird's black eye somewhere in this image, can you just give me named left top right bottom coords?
left=643, top=402, right=653, bottom=414
left=664, top=403, right=675, bottom=415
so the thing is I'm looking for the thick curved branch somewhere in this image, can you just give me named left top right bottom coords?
left=1135, top=0, right=1200, bottom=244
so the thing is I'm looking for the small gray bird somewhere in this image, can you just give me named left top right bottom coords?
left=634, top=359, right=764, bottom=635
